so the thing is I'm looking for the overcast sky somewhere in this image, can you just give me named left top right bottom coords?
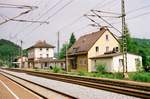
left=0, top=0, right=150, bottom=51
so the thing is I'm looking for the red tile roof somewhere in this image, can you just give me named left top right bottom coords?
left=68, top=27, right=107, bottom=54
left=27, top=40, right=55, bottom=50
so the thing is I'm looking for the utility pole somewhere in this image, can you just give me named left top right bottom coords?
left=65, top=43, right=68, bottom=72
left=20, top=40, right=23, bottom=68
left=121, top=0, right=128, bottom=77
left=57, top=32, right=60, bottom=59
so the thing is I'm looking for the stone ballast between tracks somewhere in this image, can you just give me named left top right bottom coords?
left=0, top=68, right=143, bottom=99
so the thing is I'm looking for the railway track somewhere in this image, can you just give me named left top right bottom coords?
left=1, top=68, right=150, bottom=99
left=0, top=69, right=77, bottom=99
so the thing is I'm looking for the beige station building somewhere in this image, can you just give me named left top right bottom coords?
left=67, top=27, right=142, bottom=72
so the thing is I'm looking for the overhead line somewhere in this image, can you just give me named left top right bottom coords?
left=23, top=0, right=75, bottom=41
left=31, top=0, right=74, bottom=31
left=127, top=4, right=150, bottom=14
left=12, top=0, right=61, bottom=39
left=58, top=0, right=107, bottom=31
left=127, top=11, right=150, bottom=20
left=91, top=10, right=122, bottom=34
left=0, top=9, right=32, bottom=25
left=46, top=0, right=74, bottom=21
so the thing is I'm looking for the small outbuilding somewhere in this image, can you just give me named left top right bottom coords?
left=90, top=53, right=142, bottom=72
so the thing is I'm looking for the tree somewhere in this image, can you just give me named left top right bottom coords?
left=68, top=33, right=76, bottom=48
left=59, top=43, right=69, bottom=59
left=124, top=24, right=132, bottom=52
left=0, top=39, right=20, bottom=67
left=122, top=24, right=150, bottom=72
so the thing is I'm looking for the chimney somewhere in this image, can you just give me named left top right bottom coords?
left=100, top=26, right=108, bottom=31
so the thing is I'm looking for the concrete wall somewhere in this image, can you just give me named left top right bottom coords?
left=88, top=30, right=120, bottom=72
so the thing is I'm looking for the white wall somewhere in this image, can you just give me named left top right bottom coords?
left=112, top=53, right=142, bottom=72
left=34, top=48, right=54, bottom=60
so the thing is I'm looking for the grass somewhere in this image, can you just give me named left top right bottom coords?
left=32, top=68, right=150, bottom=83
left=128, top=72, right=150, bottom=82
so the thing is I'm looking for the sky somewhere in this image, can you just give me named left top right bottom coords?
left=0, top=0, right=150, bottom=51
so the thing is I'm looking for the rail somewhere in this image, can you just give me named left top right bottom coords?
left=1, top=68, right=150, bottom=99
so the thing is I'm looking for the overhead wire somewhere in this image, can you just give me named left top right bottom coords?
left=58, top=0, right=108, bottom=32
left=23, top=0, right=75, bottom=41
left=91, top=10, right=122, bottom=34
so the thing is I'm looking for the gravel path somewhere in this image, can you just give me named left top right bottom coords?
left=1, top=69, right=139, bottom=99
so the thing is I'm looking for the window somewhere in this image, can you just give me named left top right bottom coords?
left=80, top=60, right=83, bottom=65
left=106, top=35, right=109, bottom=41
left=46, top=54, right=49, bottom=58
left=135, top=58, right=141, bottom=67
left=40, top=54, right=42, bottom=58
left=73, top=48, right=78, bottom=53
left=95, top=46, right=99, bottom=52
left=116, top=47, right=119, bottom=52
left=119, top=59, right=123, bottom=67
left=106, top=46, right=109, bottom=52
left=84, top=60, right=86, bottom=65
left=46, top=48, right=49, bottom=51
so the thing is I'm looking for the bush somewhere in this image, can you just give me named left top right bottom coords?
left=33, top=67, right=40, bottom=71
left=131, top=72, right=150, bottom=82
left=52, top=66, right=61, bottom=73
left=96, top=64, right=106, bottom=73
left=78, top=71, right=85, bottom=76
left=113, top=73, right=124, bottom=79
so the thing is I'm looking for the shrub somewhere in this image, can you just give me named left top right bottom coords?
left=78, top=71, right=85, bottom=76
left=96, top=64, right=106, bottom=73
left=113, top=73, right=124, bottom=79
left=52, top=66, right=61, bottom=73
left=131, top=72, right=150, bottom=82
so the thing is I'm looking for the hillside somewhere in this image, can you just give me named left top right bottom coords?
left=128, top=38, right=150, bottom=54
left=0, top=39, right=20, bottom=65
left=128, top=38, right=150, bottom=71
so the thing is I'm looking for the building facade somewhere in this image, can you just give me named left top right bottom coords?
left=90, top=53, right=142, bottom=72
left=27, top=40, right=55, bottom=68
left=67, top=27, right=142, bottom=72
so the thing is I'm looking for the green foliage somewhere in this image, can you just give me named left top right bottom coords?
left=68, top=33, right=76, bottom=48
left=59, top=43, right=69, bottom=59
left=92, top=72, right=113, bottom=78
left=129, top=72, right=150, bottom=82
left=78, top=71, right=85, bottom=76
left=122, top=24, right=150, bottom=72
left=59, top=33, right=76, bottom=59
left=52, top=66, right=61, bottom=73
left=0, top=39, right=21, bottom=66
left=113, top=73, right=124, bottom=79
left=128, top=38, right=150, bottom=72
left=96, top=64, right=106, bottom=73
